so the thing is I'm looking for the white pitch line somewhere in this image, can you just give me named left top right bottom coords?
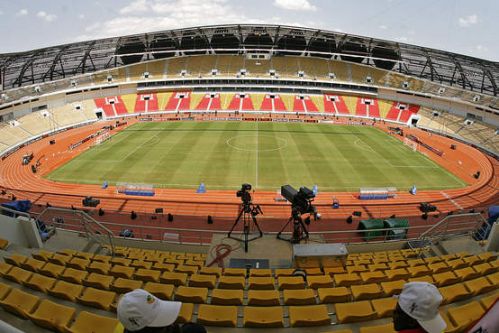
left=255, top=120, right=259, bottom=189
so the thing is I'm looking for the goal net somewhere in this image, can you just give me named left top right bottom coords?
left=403, top=137, right=418, bottom=152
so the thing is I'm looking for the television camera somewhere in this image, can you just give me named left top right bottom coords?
left=277, top=185, right=319, bottom=243
left=228, top=183, right=263, bottom=252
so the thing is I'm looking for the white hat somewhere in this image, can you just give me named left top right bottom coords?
left=117, top=289, right=181, bottom=331
left=397, top=282, right=446, bottom=333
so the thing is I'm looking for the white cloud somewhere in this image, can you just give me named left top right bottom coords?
left=37, top=11, right=57, bottom=22
left=476, top=45, right=488, bottom=52
left=379, top=25, right=388, bottom=30
left=0, top=10, right=4, bottom=16
left=458, top=14, right=478, bottom=27
left=79, top=14, right=85, bottom=20
left=16, top=9, right=28, bottom=16
left=395, top=36, right=409, bottom=43
left=120, top=0, right=149, bottom=14
left=274, top=0, right=317, bottom=11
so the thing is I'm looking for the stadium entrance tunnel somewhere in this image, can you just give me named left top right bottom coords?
left=226, top=134, right=288, bottom=152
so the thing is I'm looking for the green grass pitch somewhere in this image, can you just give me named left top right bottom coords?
left=46, top=121, right=467, bottom=191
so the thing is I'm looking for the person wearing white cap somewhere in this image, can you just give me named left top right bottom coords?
left=393, top=282, right=447, bottom=333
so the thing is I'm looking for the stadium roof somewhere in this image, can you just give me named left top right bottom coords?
left=0, top=24, right=498, bottom=97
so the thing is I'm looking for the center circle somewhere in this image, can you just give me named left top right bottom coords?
left=226, top=134, right=288, bottom=152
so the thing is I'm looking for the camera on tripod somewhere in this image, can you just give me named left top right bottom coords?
left=236, top=183, right=252, bottom=203
left=281, top=185, right=318, bottom=220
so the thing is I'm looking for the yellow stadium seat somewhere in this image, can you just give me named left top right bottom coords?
left=441, top=311, right=472, bottom=333
left=4, top=266, right=33, bottom=284
left=243, top=306, right=284, bottom=327
left=249, top=269, right=272, bottom=277
left=110, top=257, right=132, bottom=266
left=274, top=268, right=295, bottom=277
left=323, top=267, right=346, bottom=276
left=74, top=252, right=94, bottom=260
left=0, top=238, right=9, bottom=250
left=0, top=283, right=12, bottom=300
left=5, top=254, right=29, bottom=267
left=160, top=271, right=188, bottom=286
left=433, top=271, right=460, bottom=287
left=428, top=262, right=450, bottom=274
left=210, top=289, right=244, bottom=305
left=447, top=301, right=485, bottom=328
left=283, top=289, right=316, bottom=305
left=63, top=311, right=119, bottom=333
left=142, top=282, right=174, bottom=300
left=111, top=278, right=143, bottom=294
left=174, top=286, right=208, bottom=303
left=67, top=257, right=90, bottom=271
left=305, top=268, right=323, bottom=276
left=176, top=265, right=198, bottom=275
left=388, top=261, right=408, bottom=269
left=247, top=290, right=281, bottom=306
left=278, top=276, right=305, bottom=290
left=109, top=265, right=135, bottom=279
left=199, top=267, right=222, bottom=277
left=218, top=275, right=245, bottom=289
left=0, top=262, right=13, bottom=276
left=479, top=292, right=499, bottom=310
left=359, top=322, right=396, bottom=333
left=92, top=254, right=111, bottom=263
left=462, top=255, right=482, bottom=266
left=83, top=272, right=114, bottom=290
left=446, top=258, right=467, bottom=270
left=151, top=262, right=175, bottom=272
left=57, top=249, right=77, bottom=257
left=473, top=262, right=495, bottom=275
left=223, top=268, right=246, bottom=277
left=48, top=280, right=84, bottom=302
left=188, top=274, right=217, bottom=289
left=360, top=271, right=387, bottom=283
left=335, top=301, right=377, bottom=323
left=406, top=265, right=431, bottom=278
left=32, top=250, right=53, bottom=261
left=334, top=273, right=362, bottom=287
left=380, top=279, right=406, bottom=296
left=307, top=275, right=334, bottom=288
left=130, top=260, right=152, bottom=270
left=454, top=266, right=480, bottom=281
left=60, top=268, right=88, bottom=284
left=371, top=297, right=397, bottom=318
left=351, top=283, right=383, bottom=300
left=368, top=263, right=388, bottom=271
left=23, top=273, right=57, bottom=293
left=423, top=257, right=443, bottom=264
left=317, top=287, right=351, bottom=303
left=20, top=258, right=46, bottom=272
left=0, top=288, right=40, bottom=318
left=464, top=277, right=496, bottom=295
left=197, top=304, right=238, bottom=327
left=406, top=259, right=425, bottom=266
left=87, top=261, right=111, bottom=275
left=439, top=283, right=471, bottom=304
left=134, top=268, right=160, bottom=283
left=486, top=271, right=499, bottom=285
left=176, top=303, right=194, bottom=323
left=384, top=268, right=410, bottom=281
left=346, top=265, right=368, bottom=274
left=248, top=276, right=275, bottom=290
left=477, top=252, right=496, bottom=262
left=408, top=275, right=435, bottom=283
left=28, top=299, right=76, bottom=332
left=77, top=287, right=116, bottom=310
left=48, top=253, right=71, bottom=266
left=289, top=304, right=331, bottom=327
left=39, top=262, right=65, bottom=278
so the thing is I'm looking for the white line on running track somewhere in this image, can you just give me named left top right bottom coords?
left=255, top=119, right=259, bottom=189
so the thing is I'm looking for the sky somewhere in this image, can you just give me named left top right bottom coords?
left=0, top=0, right=497, bottom=61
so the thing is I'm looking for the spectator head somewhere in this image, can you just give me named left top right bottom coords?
left=117, top=289, right=181, bottom=332
left=394, top=282, right=446, bottom=333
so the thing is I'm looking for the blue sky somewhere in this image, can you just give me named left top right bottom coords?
left=0, top=0, right=497, bottom=61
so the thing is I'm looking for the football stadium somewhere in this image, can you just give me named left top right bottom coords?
left=0, top=21, right=497, bottom=333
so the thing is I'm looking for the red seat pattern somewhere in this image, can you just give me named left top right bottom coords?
left=196, top=93, right=222, bottom=111
left=323, top=95, right=350, bottom=114
left=398, top=105, right=420, bottom=122
left=385, top=102, right=402, bottom=121
left=293, top=95, right=318, bottom=112
left=228, top=94, right=254, bottom=111
left=135, top=93, right=158, bottom=113
left=356, top=98, right=380, bottom=118
left=94, top=96, right=128, bottom=117
left=164, top=92, right=191, bottom=111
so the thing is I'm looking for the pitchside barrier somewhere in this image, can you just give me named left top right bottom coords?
left=117, top=183, right=155, bottom=197
left=359, top=187, right=397, bottom=200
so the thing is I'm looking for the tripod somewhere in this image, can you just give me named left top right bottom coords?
left=276, top=208, right=310, bottom=244
left=228, top=201, right=263, bottom=252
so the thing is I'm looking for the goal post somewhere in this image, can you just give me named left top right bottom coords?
left=403, top=137, right=418, bottom=152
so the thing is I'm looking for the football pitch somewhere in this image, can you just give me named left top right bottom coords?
left=46, top=121, right=467, bottom=191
